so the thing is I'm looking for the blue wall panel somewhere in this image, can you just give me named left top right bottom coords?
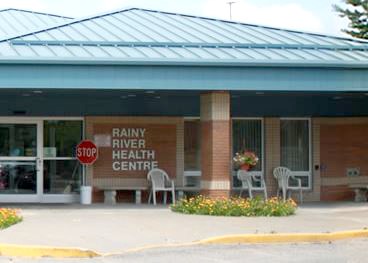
left=0, top=64, right=367, bottom=92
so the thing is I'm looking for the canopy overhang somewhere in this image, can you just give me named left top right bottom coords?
left=0, top=63, right=367, bottom=92
left=1, top=88, right=368, bottom=117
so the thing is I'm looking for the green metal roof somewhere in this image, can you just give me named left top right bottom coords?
left=0, top=8, right=72, bottom=40
left=0, top=7, right=367, bottom=67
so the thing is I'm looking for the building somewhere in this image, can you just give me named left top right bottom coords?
left=0, top=7, right=367, bottom=203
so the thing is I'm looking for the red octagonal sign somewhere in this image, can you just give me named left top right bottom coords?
left=76, top=140, right=98, bottom=165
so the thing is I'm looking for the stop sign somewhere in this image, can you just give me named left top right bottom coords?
left=76, top=140, right=98, bottom=165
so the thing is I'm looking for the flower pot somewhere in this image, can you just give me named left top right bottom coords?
left=80, top=186, right=92, bottom=205
left=240, top=164, right=250, bottom=171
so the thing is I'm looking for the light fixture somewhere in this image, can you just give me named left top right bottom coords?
left=154, top=96, right=161, bottom=99
left=22, top=93, right=31, bottom=97
left=127, top=94, right=136, bottom=97
left=255, top=92, right=265, bottom=95
left=333, top=96, right=342, bottom=100
left=145, top=91, right=155, bottom=94
left=32, top=90, right=43, bottom=94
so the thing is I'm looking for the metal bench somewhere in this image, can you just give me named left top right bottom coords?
left=97, top=186, right=148, bottom=205
left=348, top=184, right=368, bottom=202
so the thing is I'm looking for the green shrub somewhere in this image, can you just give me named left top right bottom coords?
left=0, top=208, right=22, bottom=229
left=171, top=196, right=297, bottom=217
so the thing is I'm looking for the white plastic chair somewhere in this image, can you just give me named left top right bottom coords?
left=237, top=170, right=267, bottom=199
left=273, top=166, right=303, bottom=203
left=147, top=168, right=175, bottom=205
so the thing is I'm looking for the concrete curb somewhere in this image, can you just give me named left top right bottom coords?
left=1, top=229, right=367, bottom=258
left=199, top=229, right=368, bottom=245
left=117, top=228, right=368, bottom=256
left=0, top=244, right=101, bottom=258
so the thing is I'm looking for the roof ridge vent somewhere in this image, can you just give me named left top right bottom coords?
left=8, top=40, right=368, bottom=52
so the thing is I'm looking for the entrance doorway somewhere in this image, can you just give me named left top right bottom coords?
left=0, top=118, right=83, bottom=203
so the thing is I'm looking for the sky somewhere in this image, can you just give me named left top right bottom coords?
left=0, top=0, right=350, bottom=37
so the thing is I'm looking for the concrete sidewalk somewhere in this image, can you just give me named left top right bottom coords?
left=0, top=202, right=367, bottom=254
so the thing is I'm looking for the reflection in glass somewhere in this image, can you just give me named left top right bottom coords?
left=44, top=121, right=83, bottom=157
left=232, top=120, right=263, bottom=187
left=281, top=120, right=309, bottom=171
left=0, top=161, right=37, bottom=194
left=184, top=120, right=201, bottom=188
left=289, top=176, right=309, bottom=188
left=232, top=120, right=262, bottom=171
left=184, top=120, right=201, bottom=171
left=0, top=124, right=37, bottom=157
left=43, top=160, right=81, bottom=194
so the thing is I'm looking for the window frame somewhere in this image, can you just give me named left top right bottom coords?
left=280, top=117, right=312, bottom=190
left=231, top=117, right=265, bottom=189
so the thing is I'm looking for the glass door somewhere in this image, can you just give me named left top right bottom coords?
left=42, top=120, right=83, bottom=203
left=0, top=120, right=42, bottom=202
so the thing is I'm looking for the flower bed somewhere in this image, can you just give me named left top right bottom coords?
left=171, top=196, right=297, bottom=217
left=0, top=208, right=22, bottom=229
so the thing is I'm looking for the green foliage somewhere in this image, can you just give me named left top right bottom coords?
left=171, top=196, right=297, bottom=217
left=334, top=0, right=368, bottom=39
left=0, top=208, right=22, bottom=229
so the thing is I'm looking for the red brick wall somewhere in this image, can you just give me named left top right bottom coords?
left=86, top=117, right=180, bottom=203
left=321, top=186, right=355, bottom=201
left=201, top=121, right=231, bottom=181
left=93, top=124, right=177, bottom=179
left=321, top=124, right=368, bottom=178
left=201, top=120, right=231, bottom=197
left=320, top=123, right=368, bottom=201
left=201, top=121, right=212, bottom=182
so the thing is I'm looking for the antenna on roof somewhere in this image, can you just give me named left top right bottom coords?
left=227, top=1, right=236, bottom=20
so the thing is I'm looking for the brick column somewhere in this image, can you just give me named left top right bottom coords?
left=264, top=118, right=280, bottom=197
left=200, top=92, right=231, bottom=198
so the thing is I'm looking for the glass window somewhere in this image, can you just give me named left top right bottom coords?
left=184, top=120, right=201, bottom=187
left=184, top=120, right=201, bottom=171
left=0, top=124, right=37, bottom=157
left=44, top=121, right=83, bottom=158
left=280, top=119, right=311, bottom=188
left=0, top=161, right=37, bottom=194
left=43, top=120, right=83, bottom=194
left=232, top=119, right=263, bottom=171
left=43, top=160, right=81, bottom=194
left=232, top=119, right=263, bottom=187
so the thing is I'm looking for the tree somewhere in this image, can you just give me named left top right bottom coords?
left=334, top=0, right=368, bottom=39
